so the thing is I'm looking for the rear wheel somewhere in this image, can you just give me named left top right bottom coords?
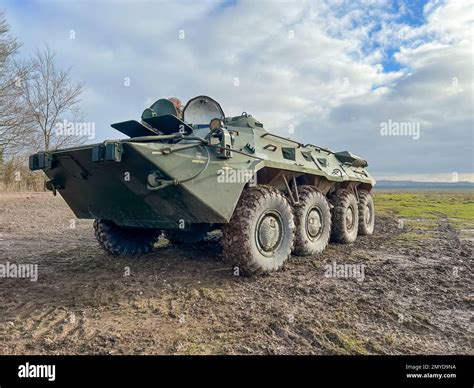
left=222, top=185, right=294, bottom=276
left=358, top=190, right=375, bottom=235
left=331, top=189, right=359, bottom=244
left=94, top=219, right=160, bottom=255
left=293, top=186, right=331, bottom=255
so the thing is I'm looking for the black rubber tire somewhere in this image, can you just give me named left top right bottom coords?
left=164, top=225, right=209, bottom=244
left=93, top=219, right=160, bottom=255
left=358, top=190, right=375, bottom=235
left=293, top=186, right=331, bottom=256
left=330, top=189, right=359, bottom=244
left=222, top=185, right=295, bottom=276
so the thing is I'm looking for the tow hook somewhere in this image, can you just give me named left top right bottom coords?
left=45, top=179, right=63, bottom=196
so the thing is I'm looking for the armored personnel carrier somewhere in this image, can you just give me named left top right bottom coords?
left=30, top=95, right=375, bottom=276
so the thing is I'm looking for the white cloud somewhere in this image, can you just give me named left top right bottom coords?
left=4, top=0, right=473, bottom=180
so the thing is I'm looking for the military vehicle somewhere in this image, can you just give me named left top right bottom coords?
left=30, top=95, right=375, bottom=276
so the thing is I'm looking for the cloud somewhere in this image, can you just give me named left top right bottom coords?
left=4, top=0, right=473, bottom=180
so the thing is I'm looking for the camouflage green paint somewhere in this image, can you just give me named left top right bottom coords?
left=30, top=102, right=375, bottom=230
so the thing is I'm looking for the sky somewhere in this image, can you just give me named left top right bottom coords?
left=2, top=0, right=473, bottom=182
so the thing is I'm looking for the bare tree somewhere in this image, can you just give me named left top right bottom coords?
left=0, top=10, right=30, bottom=156
left=0, top=11, right=86, bottom=191
left=19, top=44, right=86, bottom=152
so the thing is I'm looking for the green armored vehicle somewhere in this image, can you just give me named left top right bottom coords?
left=30, top=96, right=375, bottom=276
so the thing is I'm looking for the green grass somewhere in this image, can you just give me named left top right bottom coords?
left=373, top=191, right=474, bottom=222
left=373, top=191, right=474, bottom=237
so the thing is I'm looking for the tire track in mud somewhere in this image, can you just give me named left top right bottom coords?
left=0, top=192, right=472, bottom=355
left=1, top=305, right=96, bottom=351
left=437, top=217, right=472, bottom=258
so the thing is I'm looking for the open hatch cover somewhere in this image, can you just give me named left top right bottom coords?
left=110, top=120, right=158, bottom=138
left=111, top=96, right=224, bottom=137
left=183, top=95, right=225, bottom=127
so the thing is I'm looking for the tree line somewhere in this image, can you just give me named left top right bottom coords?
left=0, top=10, right=86, bottom=190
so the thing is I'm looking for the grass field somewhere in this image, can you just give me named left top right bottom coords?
left=373, top=190, right=474, bottom=238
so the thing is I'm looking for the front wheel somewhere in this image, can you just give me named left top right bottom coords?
left=222, top=185, right=295, bottom=276
left=94, top=219, right=160, bottom=255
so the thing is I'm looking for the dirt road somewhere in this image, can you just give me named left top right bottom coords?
left=0, top=192, right=472, bottom=354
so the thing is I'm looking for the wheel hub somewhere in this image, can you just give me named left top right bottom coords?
left=256, top=211, right=283, bottom=256
left=365, top=204, right=371, bottom=225
left=306, top=208, right=323, bottom=240
left=346, top=206, right=354, bottom=230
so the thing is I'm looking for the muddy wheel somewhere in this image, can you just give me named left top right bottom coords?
left=93, top=219, right=160, bottom=255
left=164, top=225, right=209, bottom=244
left=293, top=186, right=331, bottom=256
left=330, top=189, right=359, bottom=244
left=222, top=185, right=294, bottom=276
left=358, top=190, right=375, bottom=235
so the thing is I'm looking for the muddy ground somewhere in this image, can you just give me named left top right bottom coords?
left=0, top=192, right=472, bottom=355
